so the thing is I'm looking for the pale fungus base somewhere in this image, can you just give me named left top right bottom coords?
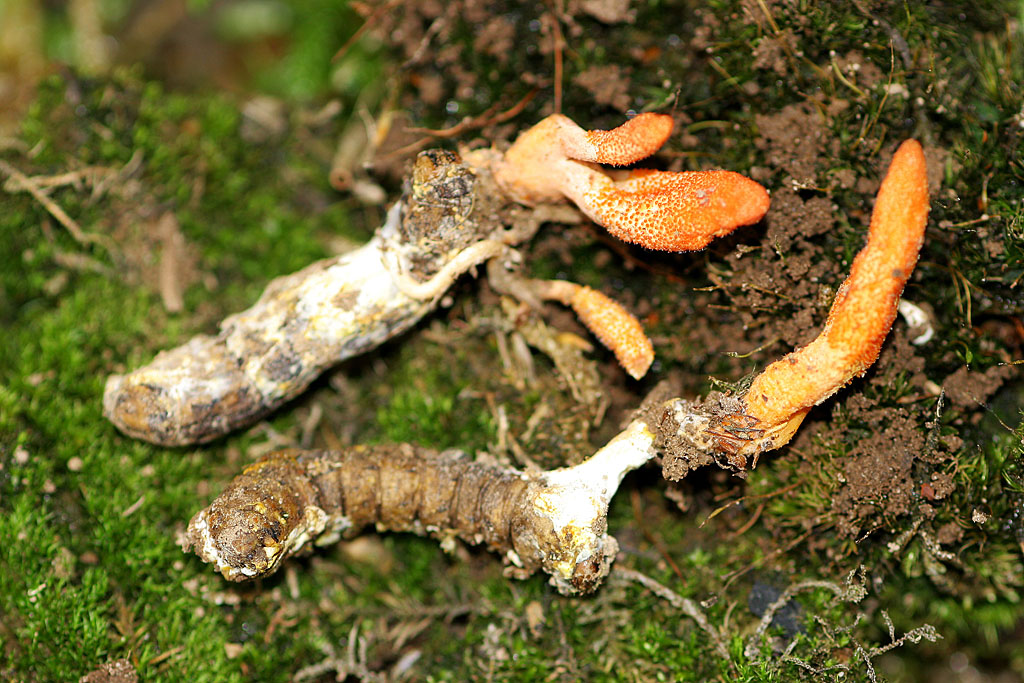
left=103, top=151, right=510, bottom=445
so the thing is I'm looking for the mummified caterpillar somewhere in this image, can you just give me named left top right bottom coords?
left=184, top=419, right=657, bottom=595
left=105, top=113, right=773, bottom=447
left=104, top=150, right=518, bottom=446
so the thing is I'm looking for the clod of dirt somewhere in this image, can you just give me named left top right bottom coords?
left=573, top=65, right=633, bottom=111
left=751, top=30, right=797, bottom=76
left=942, top=365, right=1018, bottom=409
left=578, top=0, right=636, bottom=24
left=722, top=186, right=840, bottom=349
left=833, top=422, right=920, bottom=536
left=79, top=659, right=137, bottom=683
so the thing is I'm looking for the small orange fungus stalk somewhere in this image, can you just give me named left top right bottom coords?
left=537, top=280, right=654, bottom=379
left=729, top=140, right=930, bottom=457
left=483, top=113, right=770, bottom=252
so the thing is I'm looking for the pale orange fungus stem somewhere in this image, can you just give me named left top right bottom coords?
left=735, top=140, right=930, bottom=455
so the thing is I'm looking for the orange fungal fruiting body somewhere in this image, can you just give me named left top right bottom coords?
left=736, top=139, right=930, bottom=455
left=566, top=113, right=675, bottom=165
left=532, top=278, right=654, bottom=380
left=491, top=113, right=771, bottom=252
left=566, top=285, right=654, bottom=380
left=575, top=169, right=771, bottom=252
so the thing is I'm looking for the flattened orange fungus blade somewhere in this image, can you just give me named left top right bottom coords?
left=581, top=169, right=771, bottom=251
left=739, top=140, right=930, bottom=451
left=560, top=113, right=675, bottom=166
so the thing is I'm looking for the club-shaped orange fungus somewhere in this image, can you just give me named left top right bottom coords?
left=491, top=113, right=770, bottom=252
left=490, top=270, right=655, bottom=380
left=567, top=168, right=772, bottom=252
left=548, top=281, right=654, bottom=380
left=559, top=112, right=675, bottom=165
left=731, top=139, right=930, bottom=456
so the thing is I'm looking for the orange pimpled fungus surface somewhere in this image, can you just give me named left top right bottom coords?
left=490, top=112, right=770, bottom=253
left=737, top=139, right=930, bottom=453
left=564, top=112, right=675, bottom=165
left=567, top=285, right=654, bottom=380
left=581, top=169, right=772, bottom=251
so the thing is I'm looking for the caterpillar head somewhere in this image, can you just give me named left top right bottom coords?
left=184, top=452, right=327, bottom=581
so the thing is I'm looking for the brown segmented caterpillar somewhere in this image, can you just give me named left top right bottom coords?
left=184, top=419, right=658, bottom=595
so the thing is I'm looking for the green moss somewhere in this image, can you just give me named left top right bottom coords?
left=0, top=65, right=367, bottom=680
left=370, top=340, right=496, bottom=451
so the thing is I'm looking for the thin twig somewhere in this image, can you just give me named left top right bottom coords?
left=381, top=89, right=540, bottom=162
left=401, top=2, right=458, bottom=69
left=332, top=0, right=401, bottom=64
left=744, top=579, right=845, bottom=659
left=547, top=7, right=565, bottom=113
left=405, top=88, right=538, bottom=138
left=0, top=159, right=103, bottom=247
left=615, top=567, right=730, bottom=660
left=629, top=489, right=685, bottom=582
